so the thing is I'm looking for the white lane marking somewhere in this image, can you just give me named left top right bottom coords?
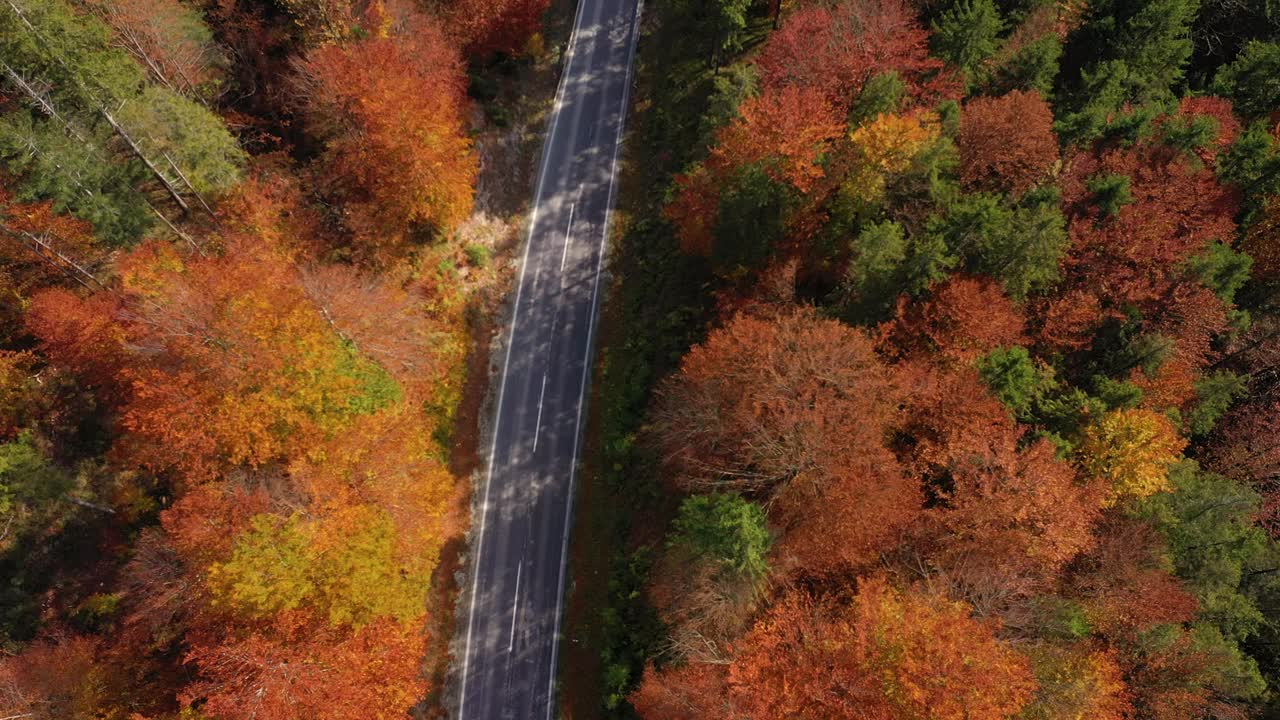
left=560, top=202, right=576, bottom=273
left=532, top=373, right=548, bottom=452
left=457, top=0, right=591, bottom=713
left=544, top=1, right=646, bottom=719
left=509, top=561, right=523, bottom=653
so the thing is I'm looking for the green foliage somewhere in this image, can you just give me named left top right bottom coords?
left=670, top=492, right=770, bottom=580
left=1213, top=40, right=1280, bottom=119
left=1218, top=121, right=1280, bottom=225
left=698, top=63, right=758, bottom=149
left=1189, top=241, right=1253, bottom=303
left=1031, top=596, right=1093, bottom=639
left=712, top=162, right=791, bottom=273
left=1186, top=370, right=1247, bottom=436
left=1142, top=463, right=1273, bottom=641
left=978, top=346, right=1057, bottom=419
left=0, top=433, right=74, bottom=543
left=922, top=191, right=1068, bottom=299
left=931, top=0, right=1005, bottom=87
left=464, top=242, right=491, bottom=268
left=0, top=113, right=153, bottom=245
left=991, top=33, right=1062, bottom=96
left=0, top=0, right=243, bottom=239
left=1091, top=374, right=1145, bottom=409
left=978, top=198, right=1069, bottom=300
left=114, top=86, right=245, bottom=194
left=841, top=220, right=908, bottom=322
left=1160, top=112, right=1219, bottom=156
left=1086, top=172, right=1134, bottom=216
left=849, top=71, right=907, bottom=127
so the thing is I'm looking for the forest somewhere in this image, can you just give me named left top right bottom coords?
left=0, top=0, right=551, bottom=717
left=567, top=0, right=1280, bottom=718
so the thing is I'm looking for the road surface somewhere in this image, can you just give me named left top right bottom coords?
left=457, top=0, right=642, bottom=718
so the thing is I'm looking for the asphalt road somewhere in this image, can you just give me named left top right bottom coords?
left=457, top=0, right=642, bottom=718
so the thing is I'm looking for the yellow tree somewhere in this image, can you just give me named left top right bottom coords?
left=1079, top=409, right=1187, bottom=505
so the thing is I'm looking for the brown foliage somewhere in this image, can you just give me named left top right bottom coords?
left=652, top=308, right=919, bottom=571
left=882, top=276, right=1027, bottom=364
left=959, top=90, right=1060, bottom=197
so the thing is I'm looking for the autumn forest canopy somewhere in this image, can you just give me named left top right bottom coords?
left=587, top=0, right=1280, bottom=717
left=0, top=0, right=549, bottom=717
left=5, top=0, right=1280, bottom=717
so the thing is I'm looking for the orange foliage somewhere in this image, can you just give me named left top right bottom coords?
left=667, top=87, right=843, bottom=256
left=723, top=580, right=1036, bottom=719
left=756, top=0, right=956, bottom=111
left=182, top=613, right=427, bottom=720
left=431, top=0, right=550, bottom=58
left=297, top=19, right=476, bottom=263
left=883, top=276, right=1027, bottom=364
left=0, top=634, right=101, bottom=719
left=630, top=662, right=731, bottom=719
left=960, top=91, right=1060, bottom=197
left=901, top=370, right=1104, bottom=594
left=652, top=309, right=919, bottom=571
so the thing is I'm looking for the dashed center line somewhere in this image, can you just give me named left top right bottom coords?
left=532, top=373, right=548, bottom=452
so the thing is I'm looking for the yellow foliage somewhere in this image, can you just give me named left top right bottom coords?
left=845, top=112, right=940, bottom=203
left=1080, top=409, right=1187, bottom=505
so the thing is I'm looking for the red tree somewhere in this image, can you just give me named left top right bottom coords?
left=756, top=0, right=957, bottom=112
left=429, top=0, right=550, bottom=58
left=959, top=90, right=1060, bottom=197
left=667, top=87, right=843, bottom=257
left=1059, top=142, right=1237, bottom=310
left=882, top=276, right=1027, bottom=364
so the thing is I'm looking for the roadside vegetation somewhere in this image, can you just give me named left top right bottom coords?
left=573, top=0, right=1280, bottom=717
left=0, top=0, right=554, bottom=718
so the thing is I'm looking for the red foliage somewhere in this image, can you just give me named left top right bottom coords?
left=882, top=276, right=1027, bottom=364
left=1060, top=143, right=1238, bottom=309
left=900, top=370, right=1105, bottom=601
left=431, top=0, right=550, bottom=58
left=652, top=308, right=919, bottom=572
left=0, top=634, right=100, bottom=719
left=959, top=90, right=1060, bottom=197
left=667, top=87, right=843, bottom=257
left=1067, top=516, right=1198, bottom=639
left=756, top=0, right=957, bottom=111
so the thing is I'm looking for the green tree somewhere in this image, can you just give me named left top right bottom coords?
left=670, top=493, right=771, bottom=581
left=977, top=345, right=1057, bottom=419
left=1218, top=121, right=1280, bottom=225
left=1213, top=41, right=1280, bottom=119
left=1186, top=371, right=1247, bottom=436
left=931, top=0, right=1005, bottom=88
left=711, top=163, right=791, bottom=274
left=697, top=63, right=758, bottom=150
left=1189, top=241, right=1253, bottom=304
left=1140, top=462, right=1276, bottom=643
left=841, top=220, right=908, bottom=322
